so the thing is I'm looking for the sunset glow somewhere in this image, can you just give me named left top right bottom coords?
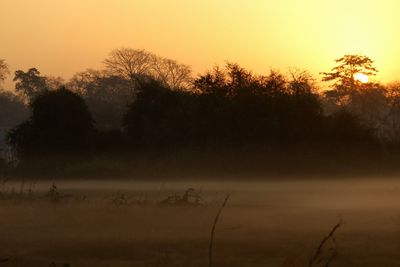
left=0, top=0, right=399, bottom=86
left=354, top=73, right=369, bottom=83
left=3, top=2, right=400, bottom=266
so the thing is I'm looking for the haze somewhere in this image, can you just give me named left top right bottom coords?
left=1, top=0, right=399, bottom=87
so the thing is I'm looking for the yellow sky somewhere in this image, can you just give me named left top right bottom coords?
left=0, top=0, right=399, bottom=89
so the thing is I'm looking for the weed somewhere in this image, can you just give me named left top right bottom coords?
left=159, top=188, right=204, bottom=206
left=308, top=220, right=343, bottom=267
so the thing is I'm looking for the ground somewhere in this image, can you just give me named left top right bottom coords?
left=0, top=178, right=399, bottom=266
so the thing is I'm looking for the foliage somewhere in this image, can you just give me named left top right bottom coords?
left=1, top=53, right=391, bottom=166
left=124, top=63, right=327, bottom=150
left=7, top=87, right=95, bottom=158
left=321, top=55, right=378, bottom=104
left=321, top=55, right=378, bottom=89
left=13, top=68, right=63, bottom=102
left=13, top=68, right=48, bottom=101
left=123, top=79, right=197, bottom=148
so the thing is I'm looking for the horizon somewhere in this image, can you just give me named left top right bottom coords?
left=1, top=0, right=400, bottom=90
left=4, top=2, right=400, bottom=266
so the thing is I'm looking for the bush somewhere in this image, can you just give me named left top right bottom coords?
left=7, top=87, right=95, bottom=159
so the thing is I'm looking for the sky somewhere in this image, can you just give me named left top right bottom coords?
left=1, top=0, right=399, bottom=89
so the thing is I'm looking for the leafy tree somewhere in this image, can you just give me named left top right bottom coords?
left=193, top=65, right=228, bottom=95
left=7, top=87, right=94, bottom=158
left=123, top=79, right=195, bottom=148
left=124, top=63, right=325, bottom=150
left=194, top=63, right=260, bottom=97
left=13, top=68, right=65, bottom=103
left=13, top=68, right=48, bottom=101
left=321, top=55, right=378, bottom=107
left=321, top=55, right=378, bottom=90
left=320, top=55, right=388, bottom=134
left=288, top=69, right=317, bottom=95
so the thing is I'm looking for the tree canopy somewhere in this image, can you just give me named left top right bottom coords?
left=7, top=87, right=94, bottom=158
left=321, top=55, right=378, bottom=100
left=2, top=52, right=393, bottom=167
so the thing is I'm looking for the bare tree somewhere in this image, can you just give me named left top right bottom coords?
left=151, top=57, right=192, bottom=89
left=103, top=48, right=192, bottom=90
left=103, top=48, right=153, bottom=83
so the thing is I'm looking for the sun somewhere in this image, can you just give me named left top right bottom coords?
left=354, top=73, right=369, bottom=83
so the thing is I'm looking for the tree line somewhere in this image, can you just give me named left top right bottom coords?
left=1, top=49, right=400, bottom=168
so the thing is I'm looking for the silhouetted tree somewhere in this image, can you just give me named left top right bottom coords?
left=288, top=69, right=317, bottom=95
left=7, top=87, right=94, bottom=158
left=123, top=79, right=196, bottom=148
left=123, top=63, right=325, bottom=151
left=193, top=65, right=228, bottom=95
left=321, top=55, right=378, bottom=87
left=103, top=48, right=192, bottom=90
left=13, top=68, right=48, bottom=101
left=151, top=57, right=192, bottom=89
left=103, top=48, right=154, bottom=83
left=0, top=59, right=9, bottom=88
left=321, top=55, right=378, bottom=104
left=319, top=55, right=390, bottom=140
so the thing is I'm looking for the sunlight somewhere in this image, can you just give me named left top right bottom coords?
left=354, top=72, right=369, bottom=83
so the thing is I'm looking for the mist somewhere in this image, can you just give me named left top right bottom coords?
left=2, top=2, right=400, bottom=265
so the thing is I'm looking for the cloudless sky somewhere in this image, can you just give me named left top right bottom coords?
left=1, top=0, right=399, bottom=89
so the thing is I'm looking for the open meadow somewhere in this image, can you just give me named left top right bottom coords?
left=0, top=178, right=398, bottom=266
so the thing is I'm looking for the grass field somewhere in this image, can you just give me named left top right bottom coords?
left=0, top=178, right=399, bottom=266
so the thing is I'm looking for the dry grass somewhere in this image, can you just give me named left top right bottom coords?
left=209, top=194, right=230, bottom=267
left=0, top=178, right=398, bottom=266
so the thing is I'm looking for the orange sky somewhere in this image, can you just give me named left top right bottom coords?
left=1, top=0, right=399, bottom=89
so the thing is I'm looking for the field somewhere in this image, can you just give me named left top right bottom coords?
left=0, top=178, right=399, bottom=267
